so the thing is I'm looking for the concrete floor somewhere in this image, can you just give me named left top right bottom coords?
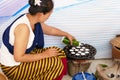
left=0, top=59, right=114, bottom=80
left=62, top=59, right=114, bottom=80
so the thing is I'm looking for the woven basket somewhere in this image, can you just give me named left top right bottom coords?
left=112, top=46, right=120, bottom=59
left=95, top=63, right=120, bottom=80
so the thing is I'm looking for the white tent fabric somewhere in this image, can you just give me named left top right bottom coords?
left=0, top=0, right=120, bottom=59
left=0, top=0, right=89, bottom=16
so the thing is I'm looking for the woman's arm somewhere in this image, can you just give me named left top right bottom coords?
left=41, top=23, right=75, bottom=44
left=14, top=24, right=58, bottom=62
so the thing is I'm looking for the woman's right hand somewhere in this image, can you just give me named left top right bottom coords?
left=43, top=48, right=59, bottom=58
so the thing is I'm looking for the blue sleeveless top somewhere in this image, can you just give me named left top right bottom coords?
left=2, top=14, right=44, bottom=55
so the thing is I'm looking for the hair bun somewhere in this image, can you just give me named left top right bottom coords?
left=29, top=0, right=35, bottom=6
left=28, top=0, right=54, bottom=15
left=29, top=0, right=42, bottom=7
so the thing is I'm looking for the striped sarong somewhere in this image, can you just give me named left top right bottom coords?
left=1, top=46, right=66, bottom=80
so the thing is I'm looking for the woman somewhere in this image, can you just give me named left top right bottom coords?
left=0, top=0, right=75, bottom=80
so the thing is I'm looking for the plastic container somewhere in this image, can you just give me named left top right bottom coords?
left=72, top=72, right=96, bottom=80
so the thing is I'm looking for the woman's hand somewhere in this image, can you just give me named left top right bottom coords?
left=65, top=34, right=76, bottom=45
left=43, top=48, right=59, bottom=57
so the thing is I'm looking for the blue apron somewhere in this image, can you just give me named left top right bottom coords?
left=2, top=14, right=44, bottom=55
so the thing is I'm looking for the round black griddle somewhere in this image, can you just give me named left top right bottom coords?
left=63, top=43, right=97, bottom=60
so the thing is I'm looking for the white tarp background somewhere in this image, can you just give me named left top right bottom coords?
left=0, top=0, right=120, bottom=59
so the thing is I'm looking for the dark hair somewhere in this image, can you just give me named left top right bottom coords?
left=29, top=0, right=54, bottom=15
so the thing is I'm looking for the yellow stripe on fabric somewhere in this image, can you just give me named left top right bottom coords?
left=54, top=64, right=63, bottom=79
left=5, top=67, right=17, bottom=78
left=36, top=61, right=41, bottom=76
left=42, top=58, right=47, bottom=72
left=39, top=59, right=44, bottom=74
left=45, top=58, right=52, bottom=79
left=23, top=63, right=30, bottom=79
left=58, top=53, right=66, bottom=58
left=20, top=63, right=27, bottom=79
left=21, top=63, right=27, bottom=79
left=30, top=62, right=36, bottom=79
left=25, top=63, right=31, bottom=79
left=2, top=68, right=9, bottom=75
left=1, top=65, right=11, bottom=71
left=18, top=63, right=26, bottom=79
left=1, top=65, right=15, bottom=79
left=15, top=64, right=21, bottom=79
left=47, top=58, right=51, bottom=71
left=46, top=58, right=50, bottom=68
left=22, top=63, right=29, bottom=79
left=43, top=59, right=48, bottom=73
left=52, top=57, right=63, bottom=79
left=15, top=63, right=23, bottom=80
left=53, top=59, right=61, bottom=77
left=11, top=68, right=18, bottom=80
left=46, top=57, right=55, bottom=80
left=52, top=46, right=66, bottom=58
left=52, top=57, right=59, bottom=79
left=27, top=63, right=32, bottom=79
left=12, top=67, right=19, bottom=80
left=38, top=60, right=43, bottom=75
left=43, top=59, right=46, bottom=72
left=48, top=57, right=59, bottom=80
left=29, top=62, right=34, bottom=79
left=53, top=57, right=63, bottom=79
